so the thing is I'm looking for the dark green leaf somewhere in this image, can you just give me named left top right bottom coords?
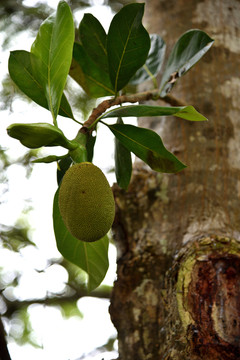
left=53, top=189, right=109, bottom=292
left=107, top=123, right=186, bottom=173
left=130, top=34, right=166, bottom=85
left=86, top=132, right=96, bottom=162
left=57, top=156, right=72, bottom=185
left=8, top=50, right=74, bottom=119
left=70, top=42, right=114, bottom=98
left=7, top=123, right=77, bottom=150
left=79, top=13, right=108, bottom=72
left=107, top=3, right=150, bottom=93
left=160, top=29, right=214, bottom=96
left=101, top=104, right=207, bottom=121
left=31, top=1, right=75, bottom=121
left=114, top=118, right=132, bottom=189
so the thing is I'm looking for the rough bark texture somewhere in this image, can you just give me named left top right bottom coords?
left=109, top=0, right=240, bottom=359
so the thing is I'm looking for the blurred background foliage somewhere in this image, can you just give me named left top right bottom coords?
left=0, top=0, right=132, bottom=357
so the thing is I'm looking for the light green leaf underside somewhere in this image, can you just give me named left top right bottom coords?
left=130, top=34, right=166, bottom=85
left=160, top=29, right=214, bottom=96
left=31, top=1, right=75, bottom=121
left=7, top=122, right=76, bottom=150
left=101, top=104, right=207, bottom=121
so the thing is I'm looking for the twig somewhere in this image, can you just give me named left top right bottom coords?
left=162, top=94, right=186, bottom=107
left=80, top=90, right=186, bottom=132
left=3, top=285, right=112, bottom=318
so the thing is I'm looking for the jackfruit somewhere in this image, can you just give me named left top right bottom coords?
left=58, top=162, right=115, bottom=242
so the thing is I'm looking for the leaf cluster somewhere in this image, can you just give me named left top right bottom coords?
left=6, top=1, right=214, bottom=290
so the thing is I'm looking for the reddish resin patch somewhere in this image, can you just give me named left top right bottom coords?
left=187, top=254, right=240, bottom=359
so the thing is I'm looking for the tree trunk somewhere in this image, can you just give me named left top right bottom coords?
left=109, top=0, right=240, bottom=359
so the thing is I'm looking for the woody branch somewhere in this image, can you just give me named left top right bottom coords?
left=80, top=90, right=186, bottom=132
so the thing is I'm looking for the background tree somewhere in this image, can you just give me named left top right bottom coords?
left=110, top=0, right=240, bottom=359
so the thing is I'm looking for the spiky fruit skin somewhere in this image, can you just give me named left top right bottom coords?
left=58, top=162, right=115, bottom=242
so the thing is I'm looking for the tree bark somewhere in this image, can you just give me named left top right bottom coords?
left=109, top=0, right=240, bottom=359
left=0, top=317, right=11, bottom=360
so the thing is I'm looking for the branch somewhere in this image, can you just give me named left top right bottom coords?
left=162, top=94, right=186, bottom=107
left=80, top=90, right=186, bottom=132
left=3, top=284, right=112, bottom=318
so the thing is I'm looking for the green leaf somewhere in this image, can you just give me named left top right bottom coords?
left=160, top=29, right=214, bottom=96
left=101, top=104, right=207, bottom=121
left=114, top=118, right=132, bottom=189
left=107, top=123, right=186, bottom=173
left=79, top=13, right=108, bottom=73
left=70, top=42, right=114, bottom=98
left=57, top=156, right=72, bottom=185
left=53, top=189, right=109, bottom=292
left=86, top=132, right=96, bottom=162
left=8, top=50, right=74, bottom=119
left=130, top=34, right=166, bottom=85
left=32, top=154, right=67, bottom=163
left=107, top=3, right=150, bottom=93
left=60, top=301, right=83, bottom=319
left=7, top=123, right=77, bottom=150
left=31, top=1, right=75, bottom=122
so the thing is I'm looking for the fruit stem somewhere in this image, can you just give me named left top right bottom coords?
left=69, top=131, right=88, bottom=163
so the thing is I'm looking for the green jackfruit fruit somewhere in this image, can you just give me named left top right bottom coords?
left=58, top=162, right=115, bottom=242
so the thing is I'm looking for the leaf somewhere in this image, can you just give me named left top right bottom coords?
left=31, top=1, right=75, bottom=122
left=7, top=123, right=77, bottom=150
left=53, top=189, right=109, bottom=292
left=32, top=155, right=67, bottom=163
left=160, top=29, right=214, bottom=96
left=70, top=42, right=114, bottom=98
left=108, top=124, right=186, bottom=173
left=114, top=118, right=132, bottom=189
left=107, top=3, right=150, bottom=93
left=60, top=302, right=83, bottom=319
left=8, top=50, right=74, bottom=119
left=57, top=156, right=72, bottom=185
left=130, top=34, right=166, bottom=85
left=79, top=13, right=108, bottom=72
left=86, top=132, right=96, bottom=162
left=101, top=104, right=207, bottom=121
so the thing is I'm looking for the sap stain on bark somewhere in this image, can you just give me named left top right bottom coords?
left=177, top=236, right=240, bottom=359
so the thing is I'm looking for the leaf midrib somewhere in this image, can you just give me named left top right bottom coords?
left=47, top=22, right=55, bottom=120
left=86, top=74, right=115, bottom=94
left=109, top=125, right=159, bottom=155
left=114, top=14, right=137, bottom=94
left=12, top=52, right=43, bottom=91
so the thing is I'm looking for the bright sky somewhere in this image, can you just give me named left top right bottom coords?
left=0, top=1, right=124, bottom=359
